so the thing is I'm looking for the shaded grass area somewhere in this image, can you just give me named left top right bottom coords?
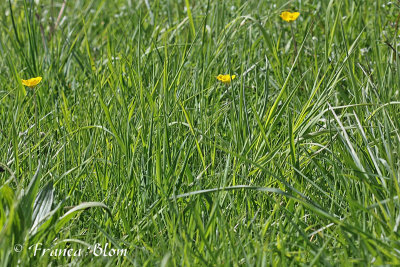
left=1, top=0, right=400, bottom=265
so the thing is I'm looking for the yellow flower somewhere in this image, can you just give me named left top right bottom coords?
left=280, top=11, right=300, bottom=22
left=216, top=74, right=236, bottom=84
left=21, top=76, right=42, bottom=89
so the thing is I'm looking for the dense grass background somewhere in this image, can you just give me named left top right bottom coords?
left=1, top=0, right=400, bottom=265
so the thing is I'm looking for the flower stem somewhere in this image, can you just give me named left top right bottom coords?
left=290, top=23, right=298, bottom=56
left=34, top=89, right=39, bottom=146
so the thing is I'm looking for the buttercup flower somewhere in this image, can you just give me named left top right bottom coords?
left=22, top=77, right=42, bottom=89
left=216, top=74, right=236, bottom=84
left=280, top=11, right=300, bottom=22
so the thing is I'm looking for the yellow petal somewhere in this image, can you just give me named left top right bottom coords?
left=216, top=74, right=236, bottom=84
left=280, top=11, right=300, bottom=22
left=280, top=11, right=292, bottom=22
left=291, top=12, right=300, bottom=21
left=21, top=76, right=42, bottom=88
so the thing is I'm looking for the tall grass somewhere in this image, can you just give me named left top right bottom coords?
left=1, top=0, right=400, bottom=265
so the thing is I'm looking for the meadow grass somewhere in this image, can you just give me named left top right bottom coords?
left=1, top=0, right=400, bottom=266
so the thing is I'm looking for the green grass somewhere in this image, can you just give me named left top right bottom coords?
left=1, top=0, right=400, bottom=265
